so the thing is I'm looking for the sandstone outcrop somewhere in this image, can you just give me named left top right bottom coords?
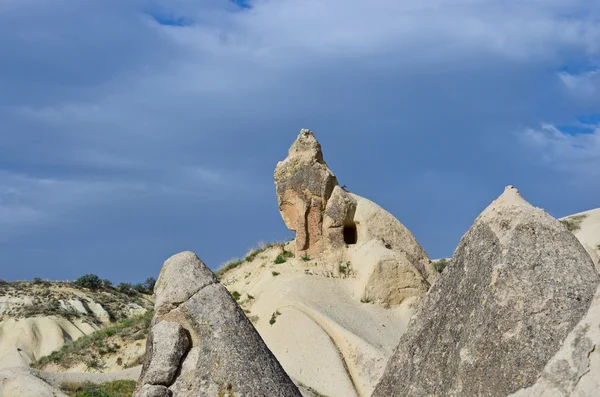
left=135, top=251, right=301, bottom=397
left=372, top=186, right=600, bottom=397
left=274, top=129, right=437, bottom=306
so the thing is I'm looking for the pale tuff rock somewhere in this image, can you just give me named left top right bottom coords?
left=135, top=251, right=301, bottom=397
left=508, top=285, right=600, bottom=397
left=372, top=186, right=599, bottom=397
left=274, top=129, right=436, bottom=306
left=0, top=367, right=68, bottom=397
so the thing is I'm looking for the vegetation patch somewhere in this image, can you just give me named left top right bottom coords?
left=60, top=380, right=136, bottom=397
left=274, top=255, right=286, bottom=264
left=560, top=214, right=587, bottom=232
left=269, top=310, right=282, bottom=325
left=272, top=271, right=280, bottom=276
left=33, top=310, right=153, bottom=371
left=433, top=258, right=449, bottom=273
left=301, top=254, right=310, bottom=262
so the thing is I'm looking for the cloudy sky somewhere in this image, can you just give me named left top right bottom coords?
left=1, top=0, right=599, bottom=282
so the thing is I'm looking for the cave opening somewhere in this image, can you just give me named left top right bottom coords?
left=343, top=222, right=358, bottom=245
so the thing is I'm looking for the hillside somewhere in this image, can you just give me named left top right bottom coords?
left=0, top=280, right=153, bottom=369
left=218, top=241, right=421, bottom=397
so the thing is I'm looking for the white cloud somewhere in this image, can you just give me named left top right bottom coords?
left=559, top=69, right=600, bottom=97
left=521, top=123, right=600, bottom=176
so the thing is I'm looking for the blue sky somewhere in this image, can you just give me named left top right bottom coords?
left=1, top=0, right=599, bottom=282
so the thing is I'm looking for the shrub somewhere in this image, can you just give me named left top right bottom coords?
left=283, top=250, right=294, bottom=258
left=338, top=262, right=351, bottom=276
left=231, top=291, right=241, bottom=301
left=301, top=254, right=310, bottom=262
left=269, top=310, right=281, bottom=325
left=101, top=279, right=113, bottom=288
left=272, top=271, right=280, bottom=276
left=274, top=255, right=286, bottom=264
left=143, top=277, right=156, bottom=292
left=360, top=296, right=372, bottom=303
left=247, top=294, right=254, bottom=300
left=33, top=277, right=43, bottom=284
left=74, top=274, right=103, bottom=291
left=433, top=258, right=449, bottom=273
left=117, top=283, right=135, bottom=295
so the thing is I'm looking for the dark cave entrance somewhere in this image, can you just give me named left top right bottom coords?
left=343, top=222, right=358, bottom=245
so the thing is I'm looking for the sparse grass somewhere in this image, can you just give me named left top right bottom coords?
left=272, top=271, right=280, bottom=276
left=215, top=242, right=290, bottom=279
left=215, top=259, right=243, bottom=279
left=231, top=291, right=241, bottom=301
left=283, top=250, right=294, bottom=258
left=433, top=258, right=449, bottom=273
left=360, top=296, right=372, bottom=304
left=247, top=294, right=254, bottom=300
left=274, top=255, right=286, bottom=264
left=560, top=214, right=588, bottom=233
left=596, top=244, right=600, bottom=250
left=33, top=310, right=153, bottom=370
left=61, top=380, right=136, bottom=397
left=301, top=254, right=310, bottom=262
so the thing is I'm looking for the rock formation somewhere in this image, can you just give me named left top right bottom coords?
left=135, top=251, right=301, bottom=397
left=372, top=186, right=600, bottom=397
left=274, top=129, right=437, bottom=306
left=0, top=367, right=68, bottom=397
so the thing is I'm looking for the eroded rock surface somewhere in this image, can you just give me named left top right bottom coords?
left=274, top=129, right=436, bottom=306
left=372, top=186, right=600, bottom=397
left=135, top=251, right=301, bottom=397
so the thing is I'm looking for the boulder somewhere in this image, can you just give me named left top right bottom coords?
left=372, top=186, right=600, bottom=397
left=0, top=367, right=68, bottom=397
left=135, top=251, right=301, bottom=397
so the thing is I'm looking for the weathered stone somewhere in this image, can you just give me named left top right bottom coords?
left=136, top=251, right=301, bottom=397
left=137, top=384, right=171, bottom=397
left=508, top=284, right=600, bottom=397
left=372, top=186, right=600, bottom=397
left=275, top=129, right=338, bottom=256
left=153, top=251, right=217, bottom=313
left=141, top=321, right=189, bottom=386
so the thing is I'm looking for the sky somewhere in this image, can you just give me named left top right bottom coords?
left=1, top=0, right=599, bottom=282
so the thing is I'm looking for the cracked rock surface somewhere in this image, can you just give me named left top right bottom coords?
left=135, top=251, right=301, bottom=397
left=372, top=186, right=600, bottom=397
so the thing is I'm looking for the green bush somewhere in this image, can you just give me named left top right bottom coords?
left=74, top=274, right=103, bottom=291
left=33, top=277, right=43, bottom=284
left=301, top=254, right=310, bottom=261
left=272, top=271, right=280, bottom=276
left=433, top=258, right=449, bottom=273
left=231, top=291, right=241, bottom=301
left=274, top=255, right=286, bottom=264
left=143, top=277, right=156, bottom=292
left=101, top=279, right=113, bottom=288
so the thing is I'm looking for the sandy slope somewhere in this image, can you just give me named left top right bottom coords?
left=220, top=244, right=419, bottom=397
left=561, top=208, right=600, bottom=270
